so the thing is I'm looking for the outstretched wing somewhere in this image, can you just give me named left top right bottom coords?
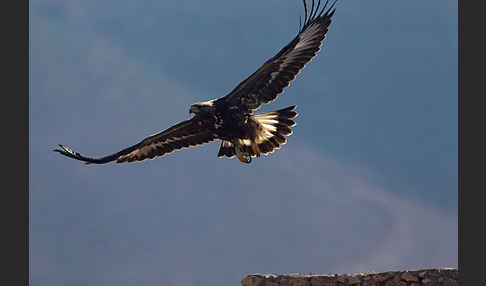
left=54, top=117, right=218, bottom=164
left=220, top=0, right=338, bottom=111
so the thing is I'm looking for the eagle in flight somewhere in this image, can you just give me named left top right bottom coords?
left=55, top=0, right=338, bottom=164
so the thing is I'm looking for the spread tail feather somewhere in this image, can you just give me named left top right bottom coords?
left=217, top=105, right=298, bottom=162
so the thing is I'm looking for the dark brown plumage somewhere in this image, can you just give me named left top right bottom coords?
left=222, top=0, right=337, bottom=111
left=54, top=0, right=338, bottom=164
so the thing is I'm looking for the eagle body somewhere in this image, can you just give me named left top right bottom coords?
left=213, top=101, right=250, bottom=141
left=187, top=99, right=253, bottom=142
left=55, top=0, right=338, bottom=165
left=190, top=99, right=298, bottom=163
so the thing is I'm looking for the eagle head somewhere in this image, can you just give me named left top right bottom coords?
left=190, top=100, right=215, bottom=115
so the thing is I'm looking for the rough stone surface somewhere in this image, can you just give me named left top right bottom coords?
left=374, top=273, right=394, bottom=283
left=241, top=268, right=458, bottom=286
left=400, top=272, right=418, bottom=283
left=347, top=276, right=361, bottom=285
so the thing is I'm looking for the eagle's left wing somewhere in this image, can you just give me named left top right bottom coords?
left=54, top=116, right=218, bottom=164
left=220, top=0, right=337, bottom=111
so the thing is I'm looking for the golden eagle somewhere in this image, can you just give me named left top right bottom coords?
left=55, top=0, right=338, bottom=164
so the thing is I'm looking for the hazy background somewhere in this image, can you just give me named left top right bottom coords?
left=30, top=1, right=457, bottom=285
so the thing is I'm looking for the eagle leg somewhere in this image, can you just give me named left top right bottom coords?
left=251, top=141, right=261, bottom=158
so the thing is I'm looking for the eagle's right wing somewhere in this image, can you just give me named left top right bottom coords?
left=54, top=116, right=218, bottom=164
left=219, top=0, right=337, bottom=111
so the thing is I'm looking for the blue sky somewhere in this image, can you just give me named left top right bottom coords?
left=30, top=1, right=457, bottom=285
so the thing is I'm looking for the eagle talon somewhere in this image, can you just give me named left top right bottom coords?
left=237, top=154, right=251, bottom=164
left=235, top=147, right=252, bottom=164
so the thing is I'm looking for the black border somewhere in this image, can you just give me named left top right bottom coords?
left=458, top=1, right=465, bottom=284
left=26, top=0, right=29, bottom=283
left=24, top=0, right=29, bottom=284
left=459, top=0, right=480, bottom=285
left=26, top=1, right=29, bottom=284
left=4, top=0, right=29, bottom=284
left=8, top=0, right=29, bottom=284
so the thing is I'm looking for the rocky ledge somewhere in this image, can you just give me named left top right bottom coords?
left=241, top=268, right=458, bottom=286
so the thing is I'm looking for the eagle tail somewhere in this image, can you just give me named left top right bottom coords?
left=217, top=105, right=298, bottom=161
left=251, top=105, right=298, bottom=156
